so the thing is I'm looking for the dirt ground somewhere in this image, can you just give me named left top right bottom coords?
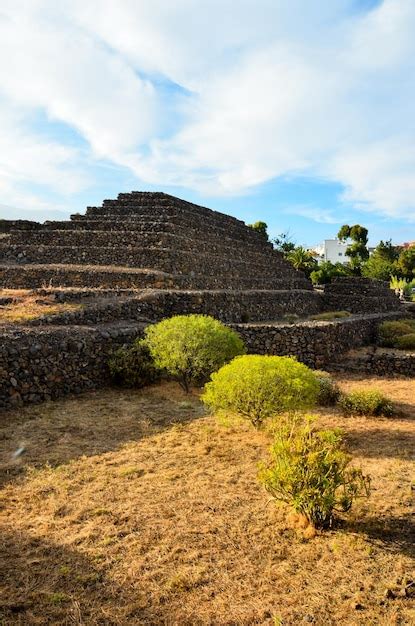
left=0, top=290, right=81, bottom=324
left=0, top=376, right=414, bottom=625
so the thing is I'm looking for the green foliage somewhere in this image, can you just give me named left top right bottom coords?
left=339, top=390, right=394, bottom=417
left=201, top=354, right=319, bottom=427
left=310, top=261, right=350, bottom=285
left=248, top=221, right=268, bottom=240
left=311, top=310, right=351, bottom=321
left=272, top=231, right=296, bottom=254
left=108, top=340, right=160, bottom=388
left=390, top=276, right=415, bottom=297
left=143, top=315, right=245, bottom=392
left=337, top=224, right=369, bottom=271
left=314, top=370, right=341, bottom=406
left=258, top=417, right=370, bottom=529
left=285, top=246, right=318, bottom=277
left=378, top=319, right=415, bottom=347
left=337, top=225, right=351, bottom=241
left=389, top=275, right=410, bottom=292
left=362, top=254, right=395, bottom=281
left=394, top=246, right=415, bottom=279
left=395, top=333, right=415, bottom=350
left=375, top=239, right=399, bottom=262
left=349, top=225, right=368, bottom=246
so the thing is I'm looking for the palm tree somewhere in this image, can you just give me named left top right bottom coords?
left=286, top=247, right=318, bottom=277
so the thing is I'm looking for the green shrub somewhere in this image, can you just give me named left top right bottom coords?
left=394, top=332, right=415, bottom=350
left=258, top=417, right=370, bottom=529
left=143, top=315, right=245, bottom=392
left=339, top=389, right=394, bottom=417
left=377, top=319, right=415, bottom=347
left=311, top=310, right=351, bottom=321
left=201, top=355, right=319, bottom=427
left=314, top=370, right=341, bottom=406
left=108, top=340, right=160, bottom=388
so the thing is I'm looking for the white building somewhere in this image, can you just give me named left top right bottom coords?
left=312, top=239, right=349, bottom=265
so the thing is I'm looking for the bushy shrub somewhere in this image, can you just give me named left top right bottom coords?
left=258, top=417, right=370, bottom=529
left=377, top=319, right=415, bottom=347
left=339, top=389, right=394, bottom=417
left=143, top=315, right=245, bottom=392
left=201, top=355, right=319, bottom=427
left=314, top=370, right=341, bottom=406
left=108, top=340, right=160, bottom=388
left=395, top=332, right=415, bottom=350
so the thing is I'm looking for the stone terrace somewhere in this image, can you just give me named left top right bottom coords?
left=0, top=191, right=404, bottom=408
left=0, top=192, right=312, bottom=291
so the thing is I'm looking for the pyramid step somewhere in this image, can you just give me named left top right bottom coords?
left=44, top=216, right=273, bottom=249
left=8, top=228, right=274, bottom=257
left=28, top=288, right=323, bottom=326
left=0, top=243, right=308, bottom=283
left=0, top=263, right=310, bottom=291
left=0, top=264, right=186, bottom=289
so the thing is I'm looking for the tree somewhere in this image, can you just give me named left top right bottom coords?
left=394, top=246, right=415, bottom=280
left=273, top=231, right=296, bottom=254
left=248, top=221, right=268, bottom=240
left=310, top=261, right=350, bottom=285
left=361, top=240, right=399, bottom=281
left=375, top=239, right=400, bottom=262
left=337, top=224, right=369, bottom=272
left=143, top=314, right=245, bottom=392
left=285, top=246, right=318, bottom=278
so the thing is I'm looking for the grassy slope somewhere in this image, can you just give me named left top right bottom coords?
left=0, top=378, right=414, bottom=625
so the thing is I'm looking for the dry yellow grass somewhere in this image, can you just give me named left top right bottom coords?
left=0, top=377, right=414, bottom=625
left=0, top=290, right=81, bottom=324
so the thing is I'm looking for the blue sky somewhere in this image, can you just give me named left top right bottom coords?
left=0, top=0, right=414, bottom=247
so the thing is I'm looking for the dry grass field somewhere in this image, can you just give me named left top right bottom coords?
left=0, top=290, right=81, bottom=324
left=0, top=376, right=414, bottom=625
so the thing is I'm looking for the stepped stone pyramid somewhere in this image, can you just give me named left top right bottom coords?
left=0, top=191, right=314, bottom=297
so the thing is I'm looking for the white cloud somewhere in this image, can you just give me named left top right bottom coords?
left=283, top=205, right=346, bottom=225
left=0, top=0, right=415, bottom=220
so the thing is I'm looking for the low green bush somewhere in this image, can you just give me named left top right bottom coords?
left=339, top=389, right=394, bottom=417
left=201, top=354, right=319, bottom=427
left=108, top=340, right=160, bottom=388
left=394, top=332, right=415, bottom=350
left=258, top=417, right=370, bottom=529
left=143, top=314, right=245, bottom=392
left=311, top=310, right=351, bottom=321
left=377, top=319, right=415, bottom=347
left=314, top=370, right=341, bottom=406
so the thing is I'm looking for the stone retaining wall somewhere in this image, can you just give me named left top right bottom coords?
left=1, top=311, right=401, bottom=409
left=230, top=312, right=401, bottom=368
left=28, top=289, right=324, bottom=326
left=0, top=323, right=144, bottom=409
left=329, top=351, right=415, bottom=376
left=323, top=277, right=401, bottom=314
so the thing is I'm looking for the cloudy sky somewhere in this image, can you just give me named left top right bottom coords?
left=0, top=0, right=414, bottom=245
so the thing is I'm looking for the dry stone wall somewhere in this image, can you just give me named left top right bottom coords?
left=0, top=192, right=407, bottom=410
left=1, top=191, right=310, bottom=292
left=323, top=277, right=400, bottom=313
left=329, top=349, right=415, bottom=376
left=0, top=323, right=144, bottom=409
left=230, top=312, right=402, bottom=368
left=26, top=289, right=323, bottom=326
left=0, top=312, right=401, bottom=409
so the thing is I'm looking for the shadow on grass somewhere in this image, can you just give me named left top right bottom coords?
left=0, top=528, right=166, bottom=625
left=349, top=512, right=415, bottom=560
left=344, top=427, right=415, bottom=459
left=0, top=383, right=206, bottom=488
